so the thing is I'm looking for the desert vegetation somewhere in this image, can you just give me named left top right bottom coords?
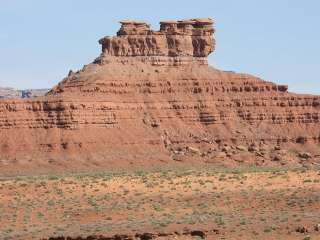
left=0, top=166, right=320, bottom=240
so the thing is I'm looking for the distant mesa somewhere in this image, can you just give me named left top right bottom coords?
left=0, top=18, right=319, bottom=175
left=0, top=87, right=48, bottom=99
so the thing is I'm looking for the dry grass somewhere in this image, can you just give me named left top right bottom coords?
left=0, top=167, right=320, bottom=240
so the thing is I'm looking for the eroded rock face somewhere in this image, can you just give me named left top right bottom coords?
left=0, top=18, right=319, bottom=175
left=97, top=18, right=214, bottom=65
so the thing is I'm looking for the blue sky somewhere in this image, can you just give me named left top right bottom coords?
left=0, top=0, right=319, bottom=94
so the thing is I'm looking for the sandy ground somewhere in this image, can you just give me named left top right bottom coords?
left=0, top=167, right=320, bottom=240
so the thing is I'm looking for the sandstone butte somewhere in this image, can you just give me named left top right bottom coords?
left=0, top=18, right=319, bottom=175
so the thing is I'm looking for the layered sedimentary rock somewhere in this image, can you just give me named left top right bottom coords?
left=0, top=18, right=319, bottom=174
left=97, top=18, right=214, bottom=66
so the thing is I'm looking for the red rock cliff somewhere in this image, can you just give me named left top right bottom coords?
left=0, top=18, right=319, bottom=175
left=97, top=18, right=214, bottom=65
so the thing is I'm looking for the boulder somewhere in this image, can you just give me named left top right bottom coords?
left=248, top=145, right=258, bottom=152
left=299, top=152, right=312, bottom=159
left=187, top=146, right=201, bottom=154
left=295, top=226, right=309, bottom=233
left=236, top=145, right=247, bottom=151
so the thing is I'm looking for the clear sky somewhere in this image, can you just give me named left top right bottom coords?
left=0, top=0, right=319, bottom=94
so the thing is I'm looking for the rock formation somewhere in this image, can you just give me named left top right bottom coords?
left=97, top=18, right=214, bottom=66
left=44, top=229, right=210, bottom=240
left=0, top=18, right=319, bottom=175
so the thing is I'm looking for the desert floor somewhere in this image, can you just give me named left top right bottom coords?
left=0, top=166, right=320, bottom=240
